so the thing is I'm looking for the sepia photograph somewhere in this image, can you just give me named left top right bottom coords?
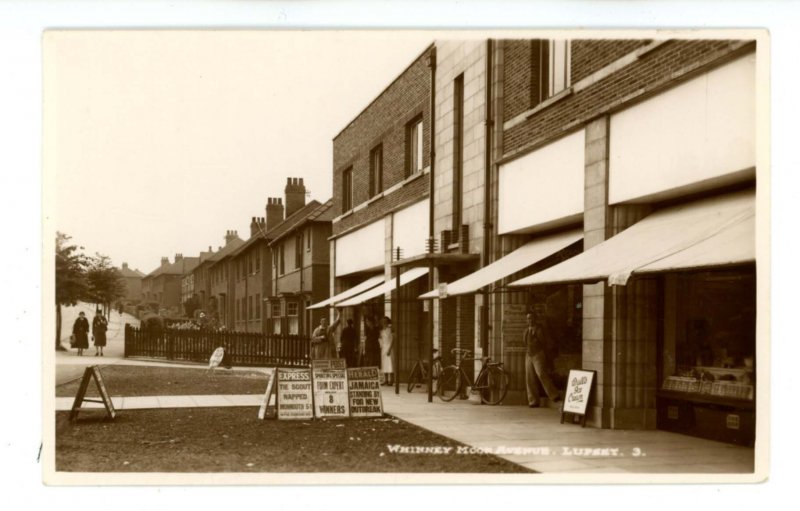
left=40, top=27, right=769, bottom=485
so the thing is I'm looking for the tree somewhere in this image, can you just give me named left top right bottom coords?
left=55, top=232, right=89, bottom=350
left=86, top=254, right=127, bottom=318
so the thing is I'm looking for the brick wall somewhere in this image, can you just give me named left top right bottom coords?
left=502, top=39, right=752, bottom=158
left=332, top=45, right=433, bottom=236
left=571, top=39, right=649, bottom=83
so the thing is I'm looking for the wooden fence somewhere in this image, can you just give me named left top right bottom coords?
left=124, top=325, right=310, bottom=367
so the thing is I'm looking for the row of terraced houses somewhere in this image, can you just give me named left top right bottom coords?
left=142, top=37, right=759, bottom=445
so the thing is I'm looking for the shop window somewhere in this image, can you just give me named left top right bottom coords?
left=661, top=269, right=756, bottom=401
left=287, top=301, right=299, bottom=335
left=405, top=117, right=424, bottom=177
left=369, top=144, right=383, bottom=198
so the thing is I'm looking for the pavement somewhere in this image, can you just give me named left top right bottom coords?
left=53, top=302, right=758, bottom=475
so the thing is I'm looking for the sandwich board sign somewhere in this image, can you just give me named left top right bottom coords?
left=257, top=368, right=277, bottom=420
left=311, top=359, right=350, bottom=418
left=69, top=365, right=116, bottom=421
left=276, top=368, right=313, bottom=420
left=561, top=369, right=595, bottom=427
left=347, top=366, right=383, bottom=417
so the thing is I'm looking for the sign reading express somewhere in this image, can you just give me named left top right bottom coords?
left=563, top=369, right=595, bottom=416
left=347, top=366, right=383, bottom=417
left=312, top=359, right=350, bottom=418
left=277, top=368, right=313, bottom=420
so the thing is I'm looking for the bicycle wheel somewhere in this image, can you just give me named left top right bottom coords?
left=436, top=366, right=462, bottom=402
left=480, top=366, right=509, bottom=405
left=407, top=363, right=420, bottom=393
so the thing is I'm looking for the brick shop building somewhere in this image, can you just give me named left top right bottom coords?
left=327, top=37, right=759, bottom=446
left=315, top=44, right=437, bottom=376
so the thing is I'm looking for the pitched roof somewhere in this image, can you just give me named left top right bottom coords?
left=118, top=265, right=145, bottom=278
left=146, top=256, right=200, bottom=278
left=207, top=237, right=245, bottom=267
left=268, top=199, right=333, bottom=245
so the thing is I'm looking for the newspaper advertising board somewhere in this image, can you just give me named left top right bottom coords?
left=311, top=359, right=350, bottom=418
left=276, top=368, right=313, bottom=420
left=347, top=366, right=383, bottom=417
left=257, top=368, right=277, bottom=420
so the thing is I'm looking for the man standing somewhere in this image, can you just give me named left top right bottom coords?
left=523, top=313, right=561, bottom=408
left=339, top=319, right=358, bottom=367
left=311, top=312, right=341, bottom=360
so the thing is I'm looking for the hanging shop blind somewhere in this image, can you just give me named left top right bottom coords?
left=335, top=267, right=429, bottom=307
left=418, top=229, right=583, bottom=299
left=307, top=274, right=385, bottom=310
left=509, top=189, right=755, bottom=287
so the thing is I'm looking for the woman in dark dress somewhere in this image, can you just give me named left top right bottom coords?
left=363, top=316, right=381, bottom=368
left=92, top=309, right=109, bottom=356
left=72, top=311, right=89, bottom=356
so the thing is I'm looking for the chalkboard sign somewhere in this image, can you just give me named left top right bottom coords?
left=347, top=366, right=383, bottom=417
left=69, top=366, right=116, bottom=421
left=257, top=368, right=277, bottom=420
left=312, top=359, right=350, bottom=419
left=276, top=368, right=314, bottom=420
left=560, top=369, right=595, bottom=427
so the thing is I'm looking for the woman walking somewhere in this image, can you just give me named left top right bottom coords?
left=72, top=311, right=89, bottom=356
left=363, top=316, right=381, bottom=367
left=379, top=316, right=394, bottom=386
left=92, top=308, right=109, bottom=356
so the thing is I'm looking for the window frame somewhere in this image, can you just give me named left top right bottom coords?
left=342, top=166, right=353, bottom=213
left=369, top=143, right=384, bottom=198
left=405, top=117, right=424, bottom=178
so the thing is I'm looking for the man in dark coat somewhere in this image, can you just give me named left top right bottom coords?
left=92, top=309, right=109, bottom=356
left=339, top=319, right=358, bottom=367
left=72, top=311, right=89, bottom=356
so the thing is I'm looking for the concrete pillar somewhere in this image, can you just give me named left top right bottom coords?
left=582, top=115, right=657, bottom=430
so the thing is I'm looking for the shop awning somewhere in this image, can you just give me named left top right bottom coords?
left=307, top=274, right=385, bottom=310
left=418, top=229, right=583, bottom=299
left=335, top=267, right=429, bottom=307
left=509, top=190, right=755, bottom=287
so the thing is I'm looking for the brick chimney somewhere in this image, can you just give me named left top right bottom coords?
left=224, top=230, right=239, bottom=244
left=175, top=253, right=183, bottom=261
left=284, top=177, right=306, bottom=218
left=265, top=197, right=284, bottom=232
left=250, top=216, right=266, bottom=237
left=161, top=256, right=169, bottom=266
left=122, top=262, right=129, bottom=270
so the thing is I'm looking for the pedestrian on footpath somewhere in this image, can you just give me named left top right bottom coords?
left=92, top=308, right=109, bottom=356
left=72, top=311, right=89, bottom=356
left=523, top=313, right=561, bottom=408
left=311, top=312, right=341, bottom=360
left=363, top=315, right=381, bottom=367
left=379, top=316, right=394, bottom=386
left=340, top=318, right=358, bottom=367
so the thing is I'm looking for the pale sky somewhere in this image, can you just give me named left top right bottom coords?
left=45, top=30, right=431, bottom=273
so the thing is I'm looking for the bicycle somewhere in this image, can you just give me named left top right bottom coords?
left=436, top=348, right=509, bottom=405
left=406, top=349, right=443, bottom=393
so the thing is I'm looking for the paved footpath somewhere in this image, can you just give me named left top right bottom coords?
left=382, top=388, right=757, bottom=474
left=54, top=303, right=757, bottom=475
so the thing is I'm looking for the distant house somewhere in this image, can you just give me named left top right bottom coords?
left=266, top=192, right=333, bottom=337
left=207, top=231, right=245, bottom=329
left=118, top=262, right=145, bottom=302
left=141, top=253, right=200, bottom=314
